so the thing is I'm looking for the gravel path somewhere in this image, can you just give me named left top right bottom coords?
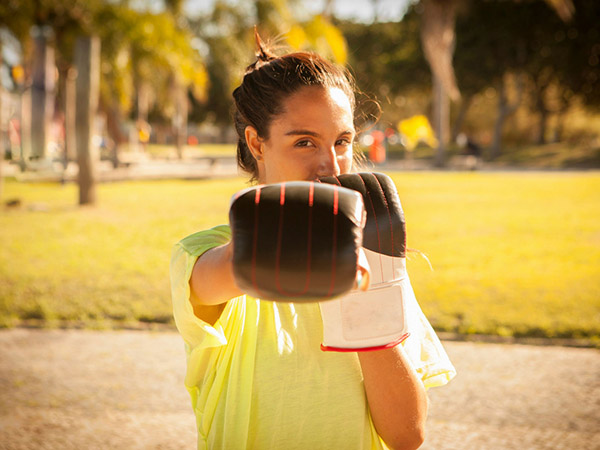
left=0, top=329, right=598, bottom=450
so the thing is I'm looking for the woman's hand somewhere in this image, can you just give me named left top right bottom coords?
left=354, top=248, right=371, bottom=292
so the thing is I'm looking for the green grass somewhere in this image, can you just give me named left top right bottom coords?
left=144, top=143, right=237, bottom=158
left=1, top=172, right=599, bottom=343
left=0, top=177, right=248, bottom=328
left=492, top=143, right=600, bottom=169
left=392, top=171, right=600, bottom=342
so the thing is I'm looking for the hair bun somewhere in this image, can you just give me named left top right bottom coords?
left=253, top=26, right=277, bottom=65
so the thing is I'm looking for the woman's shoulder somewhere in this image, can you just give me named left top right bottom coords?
left=176, top=225, right=231, bottom=256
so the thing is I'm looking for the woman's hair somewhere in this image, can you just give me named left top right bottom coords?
left=232, top=31, right=361, bottom=182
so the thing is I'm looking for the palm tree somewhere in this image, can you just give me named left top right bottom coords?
left=0, top=1, right=206, bottom=204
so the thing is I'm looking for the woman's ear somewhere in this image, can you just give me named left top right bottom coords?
left=244, top=126, right=263, bottom=161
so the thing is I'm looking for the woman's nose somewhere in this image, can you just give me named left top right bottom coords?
left=315, top=146, right=340, bottom=177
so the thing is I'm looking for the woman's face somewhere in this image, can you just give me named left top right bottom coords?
left=250, top=85, right=355, bottom=184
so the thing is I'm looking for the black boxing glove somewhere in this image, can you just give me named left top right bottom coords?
left=319, top=172, right=406, bottom=258
left=229, top=181, right=366, bottom=302
left=317, top=173, right=410, bottom=351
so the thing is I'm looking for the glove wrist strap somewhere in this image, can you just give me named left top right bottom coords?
left=320, top=332, right=410, bottom=352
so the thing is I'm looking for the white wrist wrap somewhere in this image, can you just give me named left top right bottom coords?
left=319, top=249, right=410, bottom=352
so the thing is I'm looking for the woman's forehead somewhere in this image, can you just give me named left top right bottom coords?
left=273, top=86, right=355, bottom=131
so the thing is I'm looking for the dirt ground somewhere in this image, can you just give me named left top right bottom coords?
left=0, top=328, right=598, bottom=450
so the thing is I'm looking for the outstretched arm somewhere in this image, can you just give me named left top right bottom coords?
left=188, top=242, right=241, bottom=323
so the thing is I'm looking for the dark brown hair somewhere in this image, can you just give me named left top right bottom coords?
left=232, top=31, right=360, bottom=181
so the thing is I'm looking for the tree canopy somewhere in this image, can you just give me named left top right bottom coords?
left=1, top=0, right=598, bottom=157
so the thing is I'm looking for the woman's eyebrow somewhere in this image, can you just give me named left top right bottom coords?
left=285, top=129, right=321, bottom=137
left=284, top=129, right=355, bottom=137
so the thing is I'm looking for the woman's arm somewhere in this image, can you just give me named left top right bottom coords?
left=359, top=345, right=428, bottom=450
left=189, top=241, right=243, bottom=322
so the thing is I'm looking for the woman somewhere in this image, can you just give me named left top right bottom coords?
left=171, top=34, right=455, bottom=450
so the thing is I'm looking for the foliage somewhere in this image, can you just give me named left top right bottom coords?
left=188, top=1, right=253, bottom=128
left=1, top=173, right=598, bottom=343
left=2, top=0, right=599, bottom=156
left=454, top=0, right=600, bottom=123
left=338, top=9, right=431, bottom=127
left=340, top=9, right=429, bottom=97
left=0, top=0, right=207, bottom=123
left=287, top=14, right=348, bottom=64
left=189, top=0, right=350, bottom=132
left=454, top=1, right=525, bottom=99
left=102, top=6, right=206, bottom=116
left=91, top=3, right=207, bottom=125
left=0, top=0, right=93, bottom=42
left=554, top=0, right=600, bottom=109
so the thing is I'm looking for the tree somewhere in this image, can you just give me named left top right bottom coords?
left=94, top=5, right=206, bottom=159
left=75, top=35, right=100, bottom=205
left=454, top=0, right=527, bottom=158
left=451, top=0, right=592, bottom=155
left=190, top=1, right=252, bottom=140
left=0, top=0, right=207, bottom=205
left=192, top=0, right=350, bottom=139
left=498, top=0, right=598, bottom=146
left=417, top=0, right=462, bottom=166
left=287, top=14, right=348, bottom=65
left=338, top=14, right=431, bottom=128
left=549, top=0, right=600, bottom=110
left=415, top=0, right=575, bottom=163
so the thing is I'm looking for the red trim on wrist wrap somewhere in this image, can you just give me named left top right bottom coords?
left=320, top=333, right=410, bottom=353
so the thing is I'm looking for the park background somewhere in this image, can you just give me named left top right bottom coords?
left=1, top=1, right=599, bottom=449
left=1, top=0, right=598, bottom=344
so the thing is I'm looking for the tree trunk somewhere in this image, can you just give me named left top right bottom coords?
left=323, top=0, right=336, bottom=18
left=536, top=95, right=549, bottom=145
left=30, top=25, right=55, bottom=161
left=137, top=82, right=150, bottom=124
left=75, top=36, right=100, bottom=206
left=552, top=110, right=566, bottom=143
left=136, top=82, right=150, bottom=153
left=490, top=80, right=508, bottom=160
left=450, top=95, right=472, bottom=143
left=531, top=75, right=551, bottom=146
left=172, top=81, right=187, bottom=160
left=432, top=74, right=449, bottom=167
left=219, top=125, right=229, bottom=144
left=490, top=74, right=524, bottom=160
left=99, top=96, right=125, bottom=168
left=551, top=90, right=570, bottom=143
left=64, top=67, right=77, bottom=166
left=0, top=40, right=4, bottom=204
left=371, top=0, right=381, bottom=23
left=20, top=89, right=32, bottom=170
left=420, top=0, right=461, bottom=102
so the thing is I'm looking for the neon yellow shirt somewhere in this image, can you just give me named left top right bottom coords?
left=170, top=225, right=456, bottom=450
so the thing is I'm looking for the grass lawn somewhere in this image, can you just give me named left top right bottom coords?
left=144, top=143, right=237, bottom=158
left=1, top=171, right=599, bottom=344
left=390, top=171, right=600, bottom=342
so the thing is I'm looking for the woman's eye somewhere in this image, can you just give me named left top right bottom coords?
left=336, top=138, right=352, bottom=147
left=295, top=139, right=315, bottom=148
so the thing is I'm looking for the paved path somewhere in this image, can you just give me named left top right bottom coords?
left=0, top=329, right=598, bottom=450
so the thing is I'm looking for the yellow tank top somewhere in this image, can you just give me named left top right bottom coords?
left=170, top=225, right=455, bottom=449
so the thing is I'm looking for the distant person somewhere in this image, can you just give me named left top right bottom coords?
left=170, top=32, right=456, bottom=449
left=457, top=132, right=482, bottom=170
